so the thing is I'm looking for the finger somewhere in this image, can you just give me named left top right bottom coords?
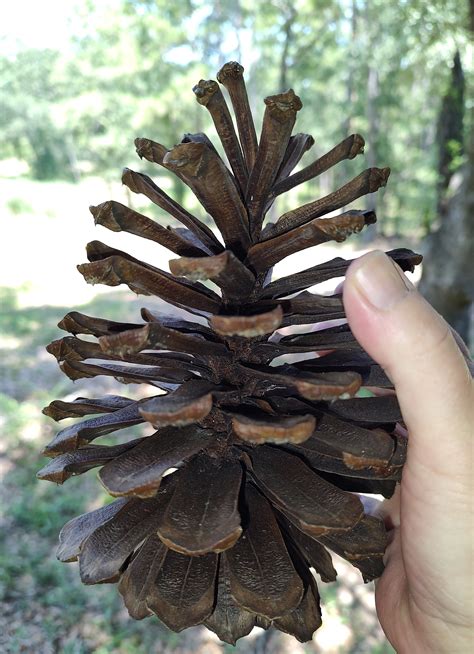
left=372, top=485, right=401, bottom=531
left=374, top=528, right=408, bottom=649
left=359, top=485, right=401, bottom=530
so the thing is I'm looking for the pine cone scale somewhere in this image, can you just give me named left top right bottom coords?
left=97, top=426, right=214, bottom=498
left=224, top=484, right=304, bottom=619
left=145, top=548, right=218, bottom=631
left=156, top=455, right=243, bottom=556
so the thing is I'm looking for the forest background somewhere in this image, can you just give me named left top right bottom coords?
left=0, top=1, right=472, bottom=653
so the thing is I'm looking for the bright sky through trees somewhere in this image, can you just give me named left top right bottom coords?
left=0, top=0, right=471, bottom=236
left=0, top=0, right=79, bottom=54
left=0, top=0, right=257, bottom=65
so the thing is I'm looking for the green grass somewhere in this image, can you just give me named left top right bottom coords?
left=5, top=196, right=34, bottom=216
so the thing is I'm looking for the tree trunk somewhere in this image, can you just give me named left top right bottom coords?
left=420, top=47, right=474, bottom=350
left=343, top=0, right=358, bottom=138
left=279, top=6, right=297, bottom=91
left=418, top=133, right=474, bottom=347
left=361, top=2, right=380, bottom=242
left=435, top=51, right=465, bottom=214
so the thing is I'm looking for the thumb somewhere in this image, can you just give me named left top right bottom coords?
left=343, top=250, right=473, bottom=611
left=342, top=250, right=472, bottom=478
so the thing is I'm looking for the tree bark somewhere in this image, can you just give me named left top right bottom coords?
left=420, top=47, right=474, bottom=350
left=419, top=54, right=472, bottom=347
left=418, top=133, right=474, bottom=347
left=279, top=6, right=297, bottom=91
left=343, top=0, right=358, bottom=138
left=360, top=1, right=380, bottom=242
left=435, top=51, right=465, bottom=214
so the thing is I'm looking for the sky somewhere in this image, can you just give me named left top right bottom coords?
left=0, top=0, right=80, bottom=55
left=0, top=0, right=259, bottom=70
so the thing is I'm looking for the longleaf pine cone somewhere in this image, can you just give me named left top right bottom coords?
left=39, top=62, right=423, bottom=644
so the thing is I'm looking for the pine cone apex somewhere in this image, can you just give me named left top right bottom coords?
left=193, top=78, right=220, bottom=106
left=264, top=88, right=303, bottom=117
left=349, top=133, right=366, bottom=157
left=217, top=60, right=245, bottom=83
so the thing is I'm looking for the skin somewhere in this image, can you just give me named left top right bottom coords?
left=343, top=251, right=473, bottom=654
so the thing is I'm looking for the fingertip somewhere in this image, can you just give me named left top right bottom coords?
left=344, top=250, right=413, bottom=314
left=342, top=251, right=408, bottom=364
left=344, top=249, right=472, bottom=468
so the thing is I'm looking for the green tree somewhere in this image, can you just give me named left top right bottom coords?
left=0, top=49, right=74, bottom=179
left=0, top=0, right=471, bottom=233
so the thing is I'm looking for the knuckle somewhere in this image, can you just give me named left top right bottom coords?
left=405, top=318, right=452, bottom=363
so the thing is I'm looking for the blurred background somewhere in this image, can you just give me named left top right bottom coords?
left=0, top=1, right=472, bottom=652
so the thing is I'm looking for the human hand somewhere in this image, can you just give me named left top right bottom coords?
left=343, top=250, right=473, bottom=654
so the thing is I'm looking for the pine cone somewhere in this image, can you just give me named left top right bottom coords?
left=38, top=61, right=422, bottom=644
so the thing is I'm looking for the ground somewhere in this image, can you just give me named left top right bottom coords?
left=0, top=177, right=415, bottom=653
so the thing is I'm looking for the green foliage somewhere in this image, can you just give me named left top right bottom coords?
left=5, top=197, right=33, bottom=215
left=0, top=0, right=471, bottom=235
left=0, top=49, right=74, bottom=180
left=0, top=287, right=31, bottom=335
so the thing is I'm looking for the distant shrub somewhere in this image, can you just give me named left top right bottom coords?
left=6, top=196, right=33, bottom=215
